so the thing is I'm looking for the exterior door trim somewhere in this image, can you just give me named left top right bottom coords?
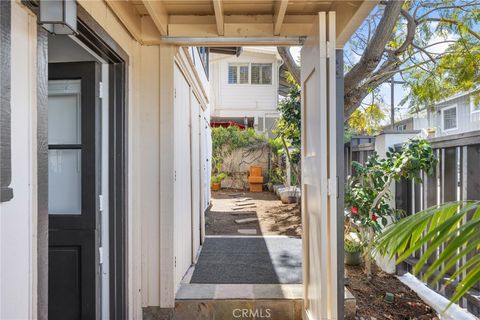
left=25, top=2, right=129, bottom=319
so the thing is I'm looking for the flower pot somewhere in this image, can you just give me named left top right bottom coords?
left=345, top=251, right=362, bottom=266
left=211, top=182, right=221, bottom=191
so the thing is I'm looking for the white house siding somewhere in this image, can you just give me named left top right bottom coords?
left=210, top=50, right=280, bottom=133
left=0, top=3, right=37, bottom=318
left=72, top=2, right=213, bottom=314
left=169, top=48, right=211, bottom=294
left=173, top=65, right=193, bottom=289
left=428, top=94, right=480, bottom=136
left=2, top=1, right=212, bottom=318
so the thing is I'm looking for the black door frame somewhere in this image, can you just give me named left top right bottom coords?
left=25, top=2, right=129, bottom=319
left=48, top=61, right=100, bottom=320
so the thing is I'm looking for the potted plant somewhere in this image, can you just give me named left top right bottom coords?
left=211, top=173, right=227, bottom=191
left=344, top=237, right=363, bottom=266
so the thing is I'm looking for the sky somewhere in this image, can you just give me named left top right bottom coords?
left=287, top=16, right=457, bottom=125
left=289, top=46, right=409, bottom=124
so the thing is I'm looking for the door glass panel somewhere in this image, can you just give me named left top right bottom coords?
left=48, top=80, right=81, bottom=144
left=48, top=149, right=81, bottom=215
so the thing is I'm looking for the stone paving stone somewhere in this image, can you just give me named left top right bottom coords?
left=234, top=217, right=259, bottom=224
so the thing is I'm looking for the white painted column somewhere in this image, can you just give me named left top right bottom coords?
left=158, top=44, right=178, bottom=308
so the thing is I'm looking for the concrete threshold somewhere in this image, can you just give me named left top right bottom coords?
left=176, top=283, right=303, bottom=300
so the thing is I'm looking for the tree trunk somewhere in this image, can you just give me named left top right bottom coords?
left=277, top=47, right=300, bottom=85
left=364, top=226, right=375, bottom=279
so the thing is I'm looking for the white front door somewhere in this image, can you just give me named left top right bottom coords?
left=301, top=12, right=340, bottom=320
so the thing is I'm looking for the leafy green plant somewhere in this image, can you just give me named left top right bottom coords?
left=211, top=126, right=267, bottom=175
left=375, top=201, right=480, bottom=311
left=268, top=167, right=285, bottom=185
left=346, top=138, right=437, bottom=277
left=211, top=173, right=227, bottom=184
left=273, top=84, right=301, bottom=186
left=348, top=103, right=386, bottom=135
left=345, top=238, right=363, bottom=254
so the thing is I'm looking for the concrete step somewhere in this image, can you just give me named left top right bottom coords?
left=175, top=299, right=302, bottom=320
left=175, top=284, right=302, bottom=320
left=173, top=283, right=357, bottom=320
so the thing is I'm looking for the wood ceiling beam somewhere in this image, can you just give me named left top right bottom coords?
left=142, top=0, right=169, bottom=36
left=273, top=0, right=289, bottom=36
left=167, top=15, right=314, bottom=37
left=105, top=0, right=143, bottom=42
left=212, top=0, right=224, bottom=35
left=168, top=22, right=312, bottom=37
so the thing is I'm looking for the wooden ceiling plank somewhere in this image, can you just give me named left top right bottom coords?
left=105, top=0, right=143, bottom=42
left=142, top=0, right=169, bottom=36
left=213, top=0, right=225, bottom=35
left=273, top=0, right=289, bottom=35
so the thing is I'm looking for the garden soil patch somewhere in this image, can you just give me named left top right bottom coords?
left=206, top=190, right=301, bottom=237
left=346, top=264, right=438, bottom=320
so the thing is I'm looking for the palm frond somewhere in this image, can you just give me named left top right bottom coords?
left=374, top=201, right=480, bottom=311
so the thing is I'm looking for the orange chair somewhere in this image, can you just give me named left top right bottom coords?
left=248, top=165, right=264, bottom=192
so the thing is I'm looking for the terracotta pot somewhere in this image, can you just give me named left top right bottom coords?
left=211, top=182, right=221, bottom=191
left=345, top=251, right=362, bottom=266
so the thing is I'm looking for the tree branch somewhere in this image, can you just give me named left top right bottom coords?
left=277, top=47, right=300, bottom=84
left=344, top=0, right=404, bottom=95
left=422, top=18, right=480, bottom=41
left=391, top=9, right=417, bottom=55
left=416, top=3, right=478, bottom=21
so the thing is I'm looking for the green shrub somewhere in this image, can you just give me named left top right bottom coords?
left=211, top=127, right=267, bottom=174
left=344, top=238, right=363, bottom=253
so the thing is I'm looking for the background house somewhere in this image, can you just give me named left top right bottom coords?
left=209, top=47, right=282, bottom=137
left=383, top=116, right=428, bottom=133
left=426, top=90, right=480, bottom=136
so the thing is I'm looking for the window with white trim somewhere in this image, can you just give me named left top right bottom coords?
left=442, top=105, right=457, bottom=131
left=470, top=95, right=480, bottom=114
left=251, top=63, right=272, bottom=84
left=228, top=64, right=249, bottom=84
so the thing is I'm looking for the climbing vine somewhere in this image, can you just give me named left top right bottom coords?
left=211, top=126, right=267, bottom=174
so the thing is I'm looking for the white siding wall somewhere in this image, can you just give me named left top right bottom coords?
left=171, top=49, right=211, bottom=292
left=174, top=66, right=193, bottom=288
left=0, top=3, right=37, bottom=318
left=190, top=94, right=202, bottom=259
left=210, top=51, right=280, bottom=115
left=3, top=1, right=213, bottom=316
left=429, top=94, right=480, bottom=136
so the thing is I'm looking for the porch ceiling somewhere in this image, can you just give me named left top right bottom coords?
left=104, top=0, right=376, bottom=47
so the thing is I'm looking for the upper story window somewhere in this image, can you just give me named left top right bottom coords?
left=251, top=63, right=272, bottom=84
left=196, top=47, right=209, bottom=79
left=441, top=105, right=457, bottom=131
left=228, top=64, right=249, bottom=84
left=396, top=124, right=407, bottom=131
left=470, top=94, right=480, bottom=114
left=227, top=63, right=272, bottom=85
